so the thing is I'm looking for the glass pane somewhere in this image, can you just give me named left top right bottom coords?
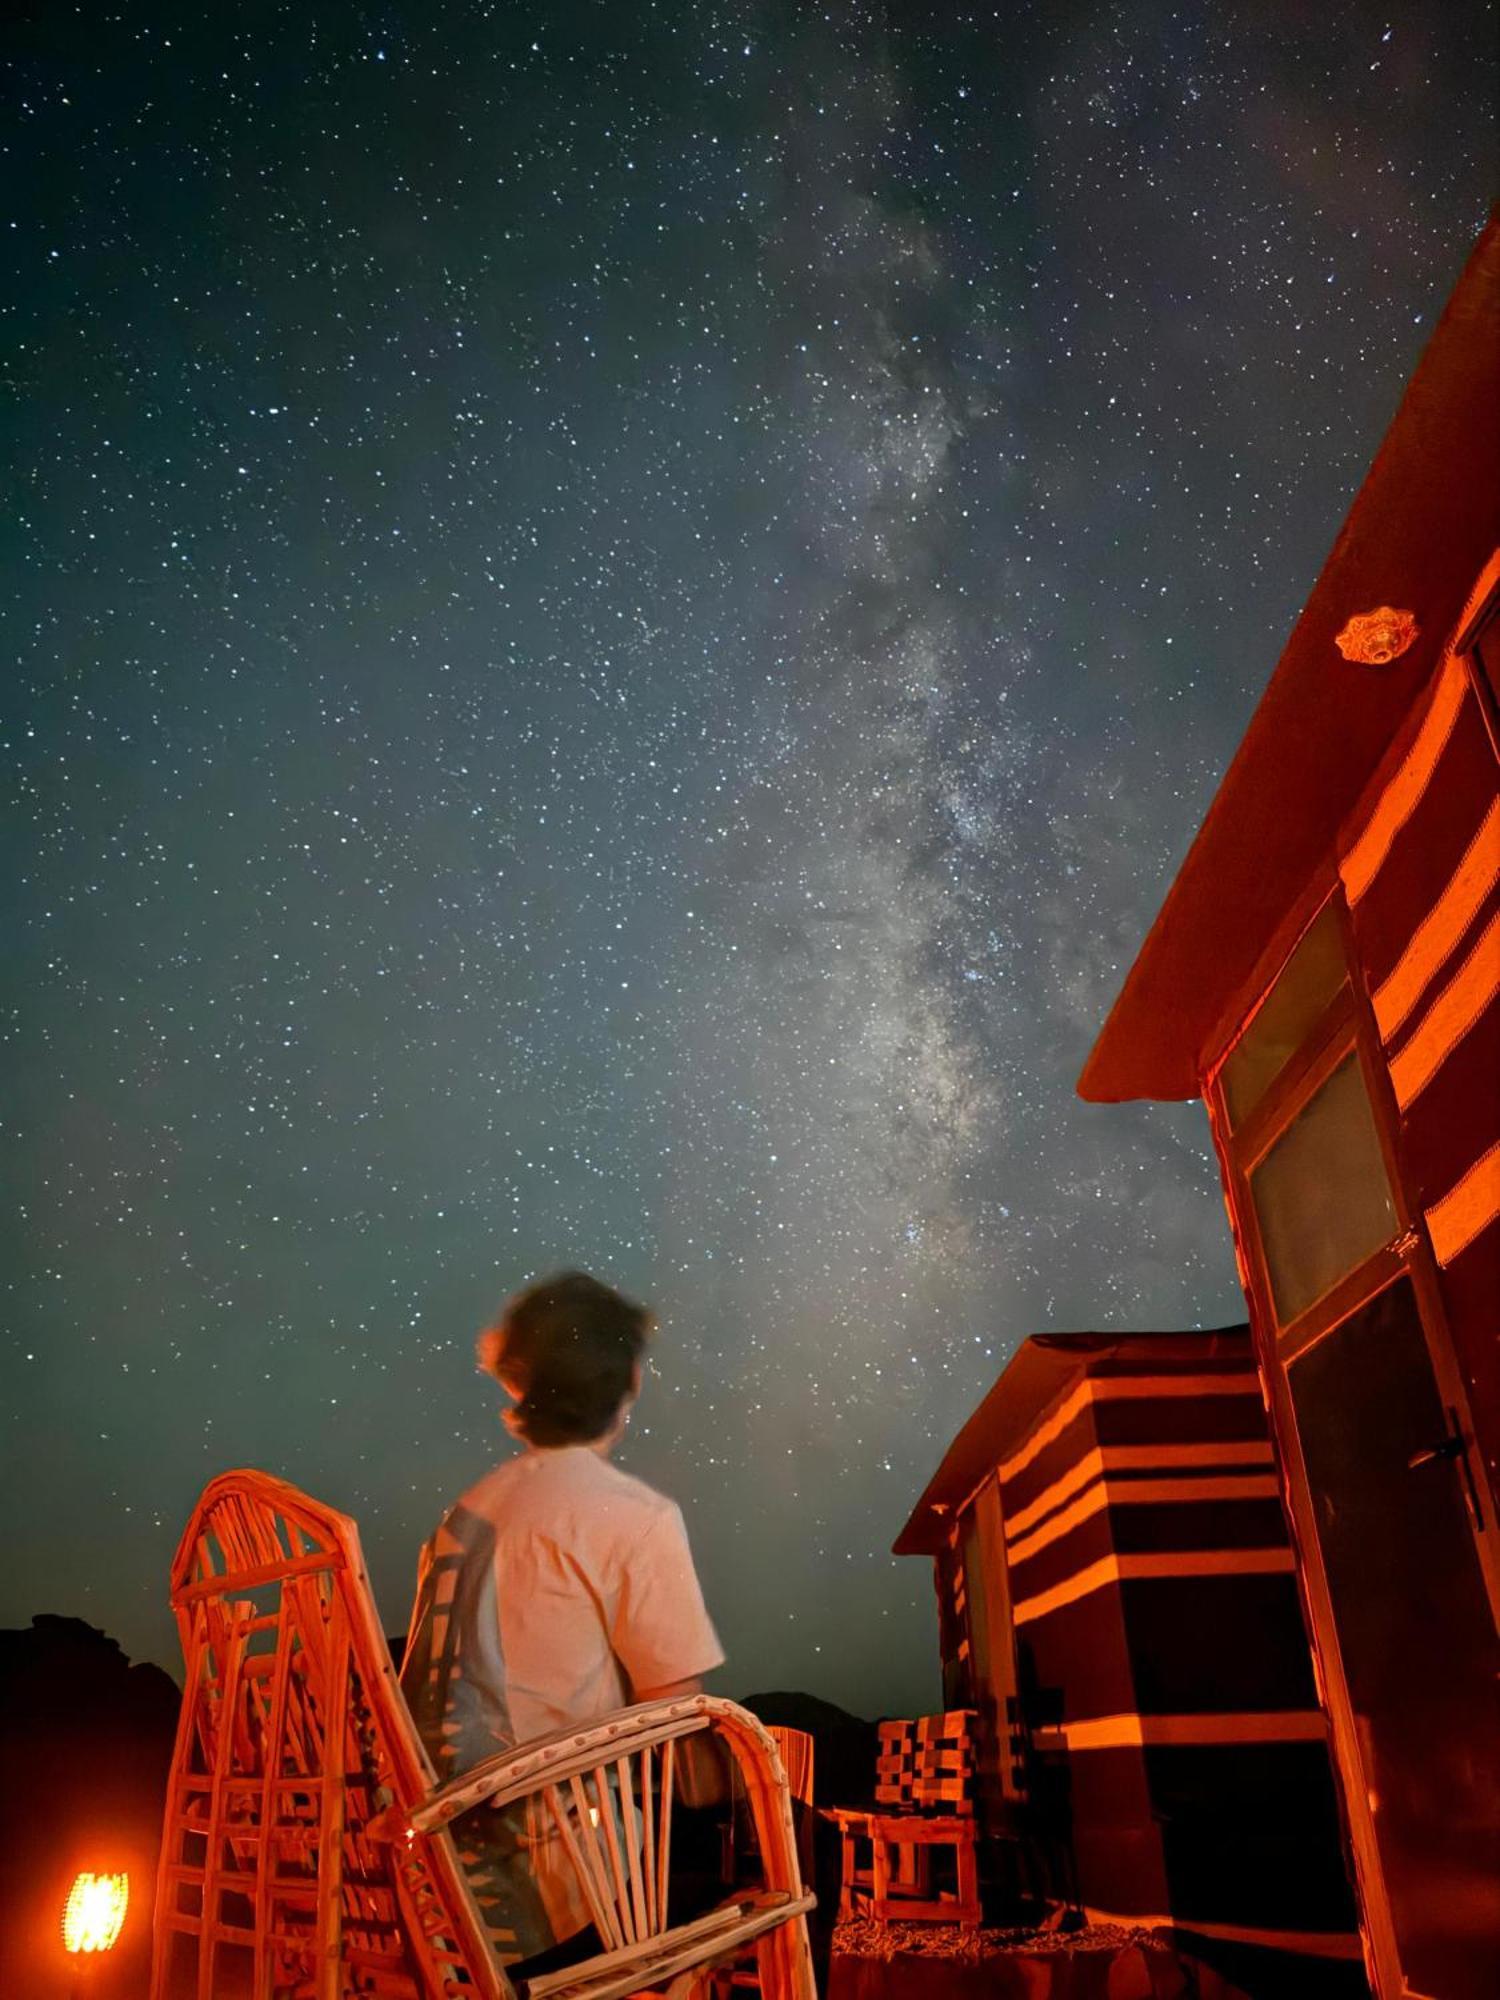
left=1250, top=1053, right=1396, bottom=1324
left=1221, top=902, right=1348, bottom=1127
left=1289, top=1279, right=1500, bottom=1998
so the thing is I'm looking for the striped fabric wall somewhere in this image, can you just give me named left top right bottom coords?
left=1338, top=645, right=1500, bottom=1507
left=934, top=1538, right=972, bottom=1713
left=994, top=1344, right=1362, bottom=1989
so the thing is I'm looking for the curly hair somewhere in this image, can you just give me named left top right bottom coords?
left=476, top=1270, right=654, bottom=1447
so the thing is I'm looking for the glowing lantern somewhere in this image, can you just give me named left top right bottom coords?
left=62, top=1871, right=129, bottom=1955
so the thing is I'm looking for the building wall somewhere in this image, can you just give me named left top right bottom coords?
left=1199, top=607, right=1500, bottom=2000
left=1336, top=640, right=1500, bottom=1506
left=945, top=1341, right=1363, bottom=1985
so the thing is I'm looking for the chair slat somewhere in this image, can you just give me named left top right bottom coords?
left=641, top=1742, right=658, bottom=1936
left=589, top=1762, right=634, bottom=1945
left=544, top=1779, right=617, bottom=1951
left=615, top=1753, right=649, bottom=1944
left=655, top=1737, right=675, bottom=1931
left=571, top=1770, right=628, bottom=1953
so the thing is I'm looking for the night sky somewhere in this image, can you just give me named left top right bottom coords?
left=4, top=3, right=1495, bottom=1719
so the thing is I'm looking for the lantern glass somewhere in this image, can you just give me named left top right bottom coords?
left=62, top=1871, right=129, bottom=1955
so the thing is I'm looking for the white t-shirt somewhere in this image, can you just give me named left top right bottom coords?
left=401, top=1445, right=724, bottom=1959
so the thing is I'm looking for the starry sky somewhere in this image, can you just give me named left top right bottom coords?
left=3, top=2, right=1495, bottom=1719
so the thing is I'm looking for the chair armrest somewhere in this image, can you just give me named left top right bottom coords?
left=409, top=1693, right=813, bottom=1981
left=410, top=1693, right=717, bottom=1833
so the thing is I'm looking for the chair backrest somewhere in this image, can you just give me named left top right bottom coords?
left=766, top=1726, right=815, bottom=1889
left=874, top=1711, right=975, bottom=1815
left=912, top=1710, right=976, bottom=1816
left=767, top=1727, right=814, bottom=1811
left=411, top=1694, right=815, bottom=1989
left=874, top=1720, right=917, bottom=1808
left=150, top=1470, right=508, bottom=2000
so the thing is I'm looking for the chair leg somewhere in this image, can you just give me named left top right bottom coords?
left=958, top=1833, right=979, bottom=1927
left=838, top=1827, right=857, bottom=1918
left=870, top=1828, right=890, bottom=1913
left=665, top=1970, right=715, bottom=2000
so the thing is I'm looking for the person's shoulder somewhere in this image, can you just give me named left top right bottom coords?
left=454, top=1452, right=529, bottom=1518
left=585, top=1454, right=681, bottom=1525
left=456, top=1447, right=680, bottom=1539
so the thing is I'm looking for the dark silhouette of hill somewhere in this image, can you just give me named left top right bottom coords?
left=0, top=1615, right=179, bottom=1999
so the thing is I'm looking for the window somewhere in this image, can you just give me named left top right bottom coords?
left=1213, top=893, right=1404, bottom=1342
left=1249, top=1053, right=1398, bottom=1324
left=1220, top=901, right=1348, bottom=1128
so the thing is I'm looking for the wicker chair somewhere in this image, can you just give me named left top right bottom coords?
left=150, top=1470, right=816, bottom=2000
left=765, top=1730, right=815, bottom=1889
left=714, top=1727, right=817, bottom=1994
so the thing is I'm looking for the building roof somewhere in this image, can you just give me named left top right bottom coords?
left=1079, top=212, right=1500, bottom=1104
left=893, top=1325, right=1250, bottom=1556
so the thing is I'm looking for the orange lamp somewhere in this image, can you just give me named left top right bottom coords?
left=62, top=1870, right=129, bottom=1956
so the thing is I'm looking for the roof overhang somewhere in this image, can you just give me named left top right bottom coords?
left=1080, top=212, right=1500, bottom=1104
left=893, top=1325, right=1249, bottom=1557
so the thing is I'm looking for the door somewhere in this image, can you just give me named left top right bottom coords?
left=1289, top=1278, right=1500, bottom=1997
left=1211, top=894, right=1500, bottom=1998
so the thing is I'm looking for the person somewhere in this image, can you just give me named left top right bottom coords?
left=400, top=1270, right=725, bottom=1974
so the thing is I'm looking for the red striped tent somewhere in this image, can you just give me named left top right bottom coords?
left=896, top=1329, right=1362, bottom=1997
left=1080, top=214, right=1500, bottom=2000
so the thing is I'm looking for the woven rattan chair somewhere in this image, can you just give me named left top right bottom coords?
left=149, top=1470, right=816, bottom=2000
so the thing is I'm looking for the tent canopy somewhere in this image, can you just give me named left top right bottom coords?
left=893, top=1325, right=1249, bottom=1556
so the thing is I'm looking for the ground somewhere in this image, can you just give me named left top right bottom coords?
left=828, top=1918, right=1252, bottom=1999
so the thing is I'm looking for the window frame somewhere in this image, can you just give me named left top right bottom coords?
left=1453, top=545, right=1500, bottom=751
left=1210, top=889, right=1418, bottom=1368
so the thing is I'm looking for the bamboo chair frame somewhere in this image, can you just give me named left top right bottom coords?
left=764, top=1731, right=813, bottom=1799
left=712, top=1728, right=814, bottom=1996
left=765, top=1729, right=814, bottom=1885
left=150, top=1470, right=816, bottom=2000
left=719, top=1728, right=815, bottom=1884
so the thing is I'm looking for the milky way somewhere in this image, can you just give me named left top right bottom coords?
left=3, top=2, right=1495, bottom=1713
